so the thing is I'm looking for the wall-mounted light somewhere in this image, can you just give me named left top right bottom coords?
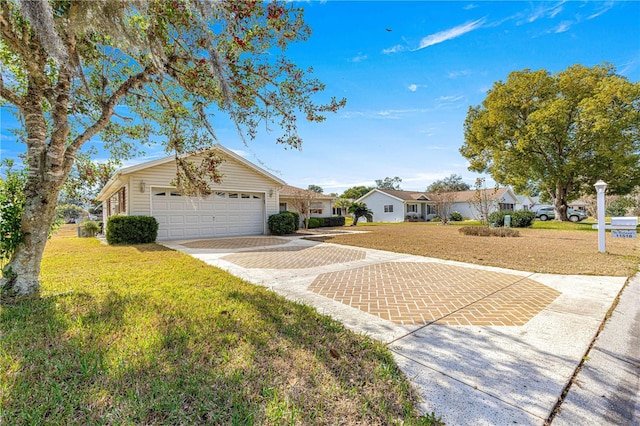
left=139, top=180, right=146, bottom=193
left=268, top=189, right=274, bottom=198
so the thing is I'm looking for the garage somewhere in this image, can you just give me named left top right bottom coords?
left=152, top=189, right=265, bottom=240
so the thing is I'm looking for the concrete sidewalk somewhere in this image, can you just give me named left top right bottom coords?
left=163, top=235, right=635, bottom=425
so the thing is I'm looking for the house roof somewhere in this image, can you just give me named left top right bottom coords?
left=356, top=188, right=431, bottom=203
left=97, top=144, right=286, bottom=201
left=426, top=187, right=512, bottom=203
left=279, top=185, right=335, bottom=200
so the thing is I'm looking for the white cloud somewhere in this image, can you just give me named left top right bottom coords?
left=350, top=53, right=368, bottom=63
left=416, top=18, right=486, bottom=50
left=382, top=44, right=407, bottom=54
left=408, top=84, right=418, bottom=92
left=436, top=95, right=465, bottom=109
left=553, top=21, right=572, bottom=33
left=463, top=4, right=478, bottom=11
left=447, top=69, right=472, bottom=79
left=588, top=1, right=614, bottom=19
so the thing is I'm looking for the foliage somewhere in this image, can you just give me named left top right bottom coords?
left=488, top=210, right=536, bottom=228
left=467, top=178, right=499, bottom=225
left=56, top=203, right=85, bottom=222
left=606, top=196, right=636, bottom=217
left=449, top=211, right=463, bottom=222
left=60, top=154, right=119, bottom=206
left=0, top=231, right=438, bottom=424
left=106, top=216, right=158, bottom=245
left=307, top=184, right=324, bottom=194
left=426, top=174, right=470, bottom=192
left=307, top=217, right=323, bottom=228
left=458, top=226, right=521, bottom=237
left=348, top=202, right=373, bottom=226
left=333, top=197, right=351, bottom=215
left=268, top=212, right=296, bottom=235
left=340, top=186, right=373, bottom=200
left=323, top=216, right=346, bottom=227
left=285, top=211, right=301, bottom=231
left=461, top=64, right=640, bottom=221
left=81, top=221, right=100, bottom=237
left=375, top=176, right=402, bottom=190
left=0, top=0, right=346, bottom=295
left=0, top=160, right=25, bottom=267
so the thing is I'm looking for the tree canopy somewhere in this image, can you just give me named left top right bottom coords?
left=375, top=176, right=402, bottom=190
left=426, top=174, right=470, bottom=193
left=460, top=64, right=640, bottom=220
left=306, top=184, right=323, bottom=194
left=340, top=185, right=372, bottom=200
left=0, top=0, right=345, bottom=296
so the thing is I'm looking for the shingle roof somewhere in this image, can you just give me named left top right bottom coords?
left=376, top=189, right=431, bottom=201
left=279, top=185, right=335, bottom=200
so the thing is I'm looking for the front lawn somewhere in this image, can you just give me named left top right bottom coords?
left=1, top=228, right=439, bottom=425
left=310, top=222, right=639, bottom=276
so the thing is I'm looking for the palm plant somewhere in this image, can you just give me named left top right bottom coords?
left=334, top=198, right=351, bottom=216
left=348, top=202, right=373, bottom=226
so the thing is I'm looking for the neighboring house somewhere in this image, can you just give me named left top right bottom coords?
left=97, top=144, right=286, bottom=240
left=356, top=187, right=521, bottom=223
left=568, top=200, right=588, bottom=212
left=278, top=185, right=336, bottom=221
left=442, top=187, right=519, bottom=220
left=515, top=194, right=535, bottom=211
left=355, top=189, right=437, bottom=222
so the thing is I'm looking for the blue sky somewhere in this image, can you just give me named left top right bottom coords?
left=1, top=1, right=639, bottom=195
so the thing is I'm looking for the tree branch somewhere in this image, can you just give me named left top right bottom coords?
left=65, top=66, right=155, bottom=157
left=0, top=73, right=24, bottom=107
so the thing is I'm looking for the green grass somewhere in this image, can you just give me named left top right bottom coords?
left=1, top=233, right=440, bottom=425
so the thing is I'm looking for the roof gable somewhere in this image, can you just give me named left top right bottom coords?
left=97, top=144, right=285, bottom=200
left=279, top=185, right=335, bottom=200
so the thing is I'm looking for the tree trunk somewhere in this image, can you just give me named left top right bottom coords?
left=1, top=179, right=63, bottom=296
left=553, top=181, right=570, bottom=221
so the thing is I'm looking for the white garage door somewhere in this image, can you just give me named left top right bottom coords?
left=152, top=189, right=265, bottom=240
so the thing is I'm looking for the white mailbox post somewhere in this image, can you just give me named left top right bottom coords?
left=594, top=180, right=607, bottom=253
left=610, top=217, right=638, bottom=239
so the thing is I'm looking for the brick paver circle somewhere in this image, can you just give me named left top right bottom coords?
left=182, top=237, right=289, bottom=249
left=308, top=262, right=560, bottom=326
left=222, top=245, right=366, bottom=269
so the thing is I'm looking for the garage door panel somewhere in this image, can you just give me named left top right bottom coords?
left=152, top=190, right=264, bottom=240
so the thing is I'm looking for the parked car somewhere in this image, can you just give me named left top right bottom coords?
left=535, top=207, right=587, bottom=222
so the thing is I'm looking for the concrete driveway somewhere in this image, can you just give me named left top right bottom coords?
left=163, top=234, right=629, bottom=425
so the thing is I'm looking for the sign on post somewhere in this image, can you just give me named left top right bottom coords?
left=593, top=216, right=638, bottom=239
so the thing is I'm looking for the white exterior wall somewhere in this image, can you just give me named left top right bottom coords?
left=361, top=191, right=405, bottom=222
left=103, top=153, right=281, bottom=223
left=279, top=198, right=334, bottom=218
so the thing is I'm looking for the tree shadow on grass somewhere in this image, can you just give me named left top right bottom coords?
left=1, top=283, right=431, bottom=425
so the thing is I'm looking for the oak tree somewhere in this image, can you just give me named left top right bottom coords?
left=460, top=64, right=640, bottom=221
left=0, top=0, right=345, bottom=296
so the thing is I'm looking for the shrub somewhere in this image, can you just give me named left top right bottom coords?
left=0, top=161, right=25, bottom=265
left=106, top=216, right=158, bottom=244
left=323, top=216, right=346, bottom=227
left=284, top=211, right=300, bottom=230
left=511, top=210, right=536, bottom=228
left=449, top=211, right=463, bottom=222
left=307, top=217, right=323, bottom=228
left=488, top=210, right=536, bottom=228
left=488, top=211, right=509, bottom=227
left=458, top=226, right=520, bottom=237
left=268, top=212, right=295, bottom=235
left=81, top=221, right=100, bottom=237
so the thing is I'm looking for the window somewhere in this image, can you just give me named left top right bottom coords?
left=279, top=202, right=287, bottom=212
left=241, top=194, right=250, bottom=199
left=253, top=195, right=261, bottom=199
left=499, top=203, right=514, bottom=211
left=228, top=193, right=238, bottom=199
left=215, top=192, right=226, bottom=198
left=170, top=191, right=181, bottom=197
left=406, top=204, right=417, bottom=213
left=310, top=209, right=323, bottom=214
left=384, top=205, right=394, bottom=213
left=153, top=190, right=166, bottom=196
